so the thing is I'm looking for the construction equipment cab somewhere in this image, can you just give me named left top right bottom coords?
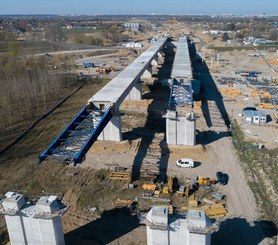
left=176, top=158, right=195, bottom=168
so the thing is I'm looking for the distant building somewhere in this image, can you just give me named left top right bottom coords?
left=123, top=41, right=143, bottom=48
left=123, top=22, right=140, bottom=28
left=244, top=109, right=267, bottom=124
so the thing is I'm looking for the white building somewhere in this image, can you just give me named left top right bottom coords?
left=123, top=22, right=140, bottom=28
left=145, top=206, right=216, bottom=245
left=1, top=192, right=66, bottom=245
left=123, top=42, right=143, bottom=48
left=244, top=110, right=267, bottom=124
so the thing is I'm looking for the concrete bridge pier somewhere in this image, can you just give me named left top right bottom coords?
left=141, top=66, right=153, bottom=79
left=157, top=51, right=164, bottom=65
left=166, top=111, right=196, bottom=146
left=125, top=79, right=142, bottom=100
left=151, top=57, right=159, bottom=67
left=98, top=110, right=122, bottom=142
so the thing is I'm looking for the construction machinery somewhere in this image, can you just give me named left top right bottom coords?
left=96, top=66, right=115, bottom=74
left=80, top=62, right=99, bottom=68
left=192, top=176, right=217, bottom=186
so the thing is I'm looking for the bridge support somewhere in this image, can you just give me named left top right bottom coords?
left=98, top=112, right=122, bottom=141
left=151, top=57, right=159, bottom=67
left=166, top=111, right=196, bottom=146
left=125, top=79, right=142, bottom=100
left=141, top=66, right=152, bottom=79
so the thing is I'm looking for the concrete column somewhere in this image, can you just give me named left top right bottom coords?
left=125, top=79, right=142, bottom=101
left=157, top=51, right=164, bottom=65
left=166, top=111, right=196, bottom=146
left=151, top=57, right=159, bottom=67
left=141, top=66, right=152, bottom=79
left=98, top=112, right=122, bottom=141
left=166, top=110, right=177, bottom=145
left=184, top=117, right=196, bottom=146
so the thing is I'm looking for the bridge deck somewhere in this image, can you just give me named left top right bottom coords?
left=171, top=37, right=192, bottom=81
left=38, top=38, right=167, bottom=165
left=88, top=38, right=167, bottom=107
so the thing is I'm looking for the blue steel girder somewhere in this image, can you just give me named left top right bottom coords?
left=38, top=106, right=113, bottom=165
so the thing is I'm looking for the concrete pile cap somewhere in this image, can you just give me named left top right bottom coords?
left=2, top=192, right=26, bottom=211
left=35, top=195, right=60, bottom=213
left=187, top=210, right=210, bottom=228
left=146, top=206, right=168, bottom=225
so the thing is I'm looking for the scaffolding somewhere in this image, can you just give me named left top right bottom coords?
left=187, top=220, right=220, bottom=235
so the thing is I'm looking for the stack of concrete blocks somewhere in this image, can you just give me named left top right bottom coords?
left=1, top=192, right=65, bottom=245
left=146, top=206, right=212, bottom=245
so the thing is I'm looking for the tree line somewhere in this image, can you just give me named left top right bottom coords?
left=0, top=50, right=77, bottom=150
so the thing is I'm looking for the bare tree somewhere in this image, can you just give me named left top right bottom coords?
left=44, top=23, right=67, bottom=43
left=269, top=28, right=278, bottom=41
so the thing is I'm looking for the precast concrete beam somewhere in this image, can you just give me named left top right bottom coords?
left=88, top=38, right=167, bottom=109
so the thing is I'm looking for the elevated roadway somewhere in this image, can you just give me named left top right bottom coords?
left=38, top=38, right=167, bottom=166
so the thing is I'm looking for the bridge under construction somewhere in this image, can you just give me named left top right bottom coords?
left=38, top=36, right=198, bottom=166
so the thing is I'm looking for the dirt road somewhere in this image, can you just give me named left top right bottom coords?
left=198, top=71, right=273, bottom=244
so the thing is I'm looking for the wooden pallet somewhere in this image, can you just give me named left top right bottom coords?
left=109, top=171, right=131, bottom=181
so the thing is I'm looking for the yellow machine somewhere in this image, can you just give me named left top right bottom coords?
left=96, top=66, right=114, bottom=74
left=192, top=176, right=217, bottom=186
left=162, top=176, right=173, bottom=194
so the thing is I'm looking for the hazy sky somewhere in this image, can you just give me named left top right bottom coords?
left=0, top=0, right=277, bottom=15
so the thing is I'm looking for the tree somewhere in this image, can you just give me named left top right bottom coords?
left=222, top=32, right=229, bottom=42
left=227, top=23, right=236, bottom=31
left=269, top=28, right=278, bottom=41
left=0, top=31, right=15, bottom=41
left=44, top=23, right=66, bottom=43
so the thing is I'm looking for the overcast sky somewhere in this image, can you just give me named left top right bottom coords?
left=0, top=0, right=277, bottom=15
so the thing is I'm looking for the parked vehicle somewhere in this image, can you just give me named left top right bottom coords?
left=216, top=171, right=228, bottom=185
left=80, top=62, right=99, bottom=68
left=176, top=158, right=195, bottom=168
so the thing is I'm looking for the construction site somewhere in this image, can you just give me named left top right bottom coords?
left=0, top=18, right=277, bottom=245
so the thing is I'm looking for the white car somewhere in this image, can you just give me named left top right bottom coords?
left=176, top=158, right=195, bottom=168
